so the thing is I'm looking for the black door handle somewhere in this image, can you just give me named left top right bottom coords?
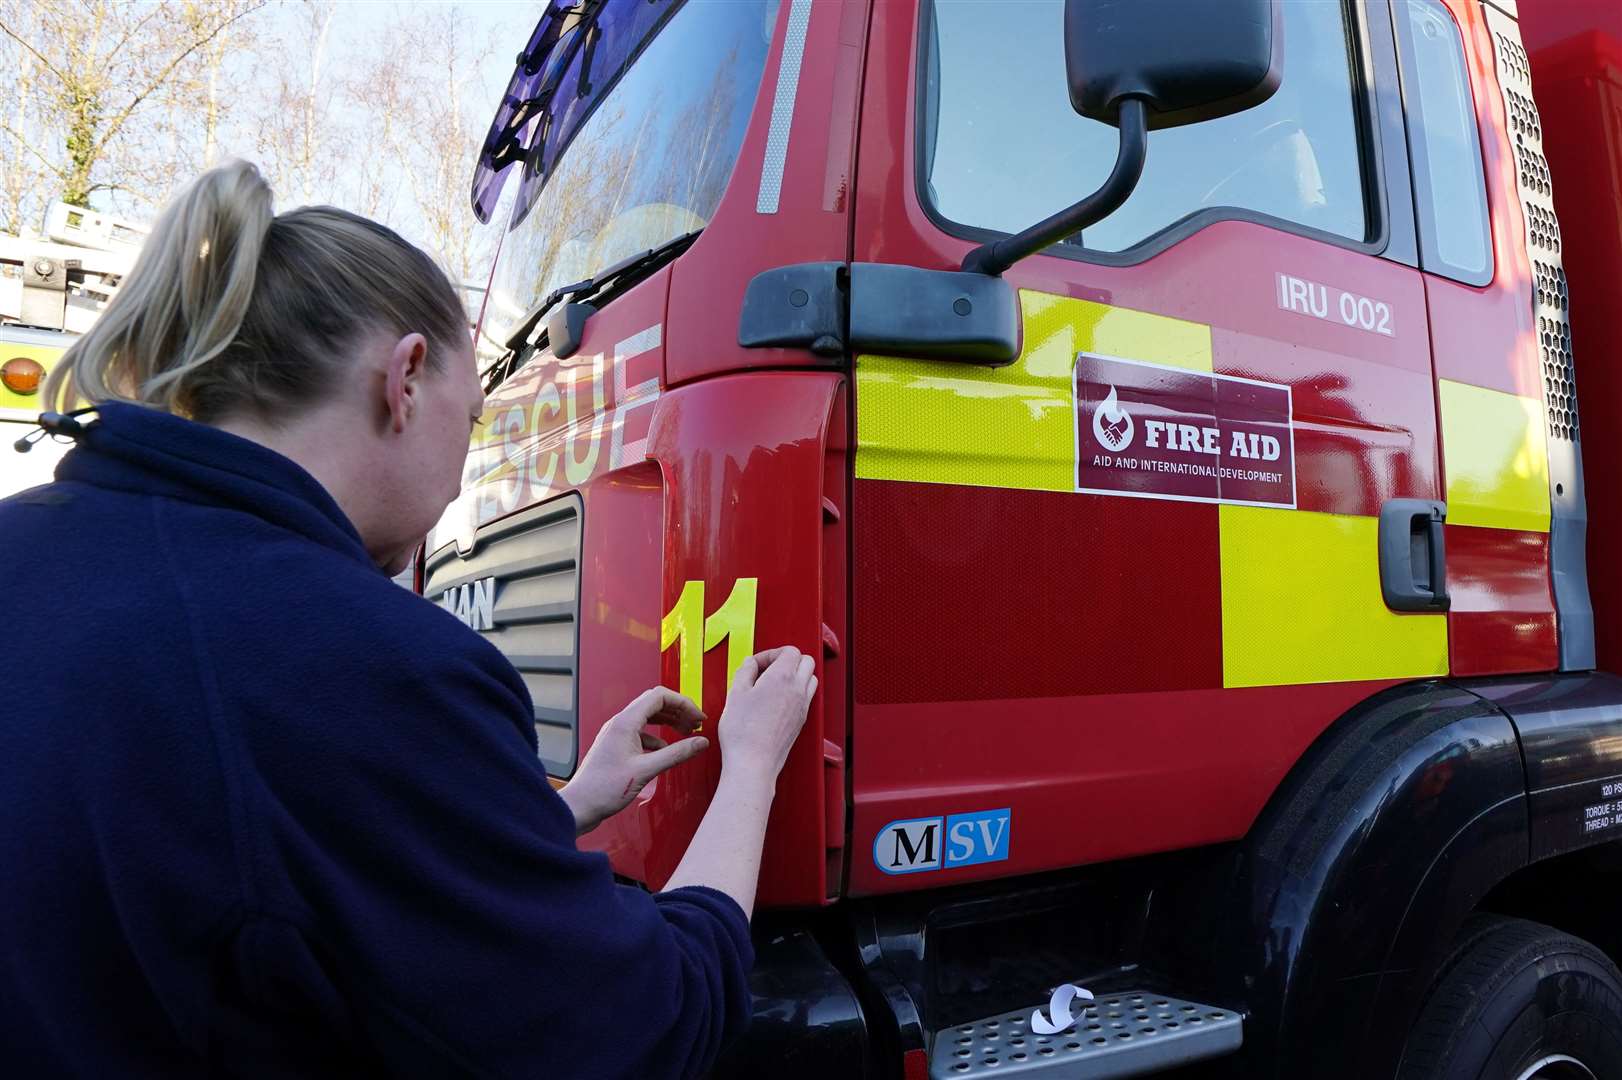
left=1379, top=499, right=1449, bottom=612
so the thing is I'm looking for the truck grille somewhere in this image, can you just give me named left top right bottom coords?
left=421, top=495, right=582, bottom=776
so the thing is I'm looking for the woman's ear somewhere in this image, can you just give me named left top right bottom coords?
left=382, top=333, right=429, bottom=434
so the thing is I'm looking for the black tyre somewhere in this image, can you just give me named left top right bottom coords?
left=1397, top=915, right=1622, bottom=1080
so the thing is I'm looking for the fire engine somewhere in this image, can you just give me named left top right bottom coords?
left=1, top=202, right=144, bottom=496
left=435, top=0, right=1622, bottom=1075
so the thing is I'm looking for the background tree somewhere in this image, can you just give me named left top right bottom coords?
left=184, top=0, right=255, bottom=169
left=1, top=0, right=534, bottom=305
left=350, top=4, right=505, bottom=285
left=253, top=0, right=338, bottom=207
left=0, top=0, right=263, bottom=231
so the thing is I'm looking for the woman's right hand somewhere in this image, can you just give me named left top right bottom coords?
left=663, top=647, right=818, bottom=913
left=716, top=647, right=817, bottom=780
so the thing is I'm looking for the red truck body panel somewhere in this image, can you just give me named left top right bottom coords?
left=640, top=371, right=848, bottom=902
left=665, top=0, right=866, bottom=390
left=1430, top=0, right=1562, bottom=675
left=1524, top=0, right=1622, bottom=674
left=451, top=0, right=866, bottom=906
left=842, top=0, right=1560, bottom=895
left=630, top=0, right=865, bottom=903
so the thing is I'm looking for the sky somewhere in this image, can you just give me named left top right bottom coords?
left=70, top=0, right=545, bottom=275
left=338, top=0, right=538, bottom=115
left=276, top=0, right=542, bottom=252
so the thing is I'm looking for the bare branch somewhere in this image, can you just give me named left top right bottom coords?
left=0, top=120, right=67, bottom=178
left=0, top=19, right=70, bottom=87
left=91, top=1, right=267, bottom=159
left=105, top=5, right=164, bottom=67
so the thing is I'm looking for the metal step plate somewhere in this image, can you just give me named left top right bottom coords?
left=930, top=990, right=1242, bottom=1079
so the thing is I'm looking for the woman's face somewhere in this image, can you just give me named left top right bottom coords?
left=414, top=337, right=485, bottom=531
left=429, top=338, right=485, bottom=497
left=370, top=332, right=484, bottom=575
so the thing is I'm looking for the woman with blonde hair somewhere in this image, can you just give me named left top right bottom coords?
left=0, top=161, right=814, bottom=1077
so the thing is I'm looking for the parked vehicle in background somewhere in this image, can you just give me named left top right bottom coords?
left=1, top=324, right=73, bottom=496
left=0, top=203, right=145, bottom=498
left=438, top=0, right=1622, bottom=1076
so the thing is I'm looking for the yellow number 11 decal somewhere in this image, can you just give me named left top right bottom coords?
left=659, top=578, right=759, bottom=715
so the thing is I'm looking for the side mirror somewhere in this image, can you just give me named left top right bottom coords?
left=1067, top=0, right=1282, bottom=131
left=962, top=0, right=1282, bottom=276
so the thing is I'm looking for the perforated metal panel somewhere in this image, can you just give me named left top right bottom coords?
left=930, top=991, right=1242, bottom=1079
left=1489, top=13, right=1575, bottom=442
left=422, top=496, right=582, bottom=774
left=1504, top=87, right=1542, bottom=142
left=1485, top=3, right=1594, bottom=670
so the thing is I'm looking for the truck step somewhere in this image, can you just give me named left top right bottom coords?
left=930, top=989, right=1242, bottom=1079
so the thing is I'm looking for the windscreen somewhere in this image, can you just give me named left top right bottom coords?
left=484, top=0, right=778, bottom=346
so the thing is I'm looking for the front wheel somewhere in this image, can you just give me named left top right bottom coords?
left=1397, top=915, right=1622, bottom=1080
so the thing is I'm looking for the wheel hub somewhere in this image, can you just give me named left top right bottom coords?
left=1515, top=1054, right=1597, bottom=1080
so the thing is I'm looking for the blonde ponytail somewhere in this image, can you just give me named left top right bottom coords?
left=44, top=160, right=467, bottom=425
left=46, top=161, right=272, bottom=415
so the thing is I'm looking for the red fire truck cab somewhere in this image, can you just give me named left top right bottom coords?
left=435, top=0, right=1622, bottom=1075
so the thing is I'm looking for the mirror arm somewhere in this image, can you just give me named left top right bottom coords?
left=961, top=96, right=1150, bottom=276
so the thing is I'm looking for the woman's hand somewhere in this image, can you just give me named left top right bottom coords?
left=716, top=647, right=817, bottom=782
left=660, top=646, right=817, bottom=916
left=558, top=688, right=708, bottom=836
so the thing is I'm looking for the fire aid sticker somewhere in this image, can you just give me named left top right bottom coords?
left=1075, top=352, right=1296, bottom=509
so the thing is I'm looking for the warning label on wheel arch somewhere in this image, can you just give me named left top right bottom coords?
left=1075, top=352, right=1296, bottom=509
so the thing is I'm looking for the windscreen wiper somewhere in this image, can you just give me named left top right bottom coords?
left=501, top=229, right=701, bottom=352
left=487, top=229, right=701, bottom=392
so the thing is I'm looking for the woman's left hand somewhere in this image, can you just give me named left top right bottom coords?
left=557, top=688, right=709, bottom=836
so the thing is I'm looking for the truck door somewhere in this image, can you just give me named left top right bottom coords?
left=849, top=0, right=1449, bottom=892
left=1397, top=0, right=1573, bottom=676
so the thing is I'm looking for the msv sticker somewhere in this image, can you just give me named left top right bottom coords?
left=874, top=808, right=1011, bottom=875
left=1075, top=352, right=1296, bottom=509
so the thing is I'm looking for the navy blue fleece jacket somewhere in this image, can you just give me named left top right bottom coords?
left=0, top=403, right=753, bottom=1077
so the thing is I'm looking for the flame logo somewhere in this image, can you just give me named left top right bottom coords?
left=1091, top=385, right=1135, bottom=451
